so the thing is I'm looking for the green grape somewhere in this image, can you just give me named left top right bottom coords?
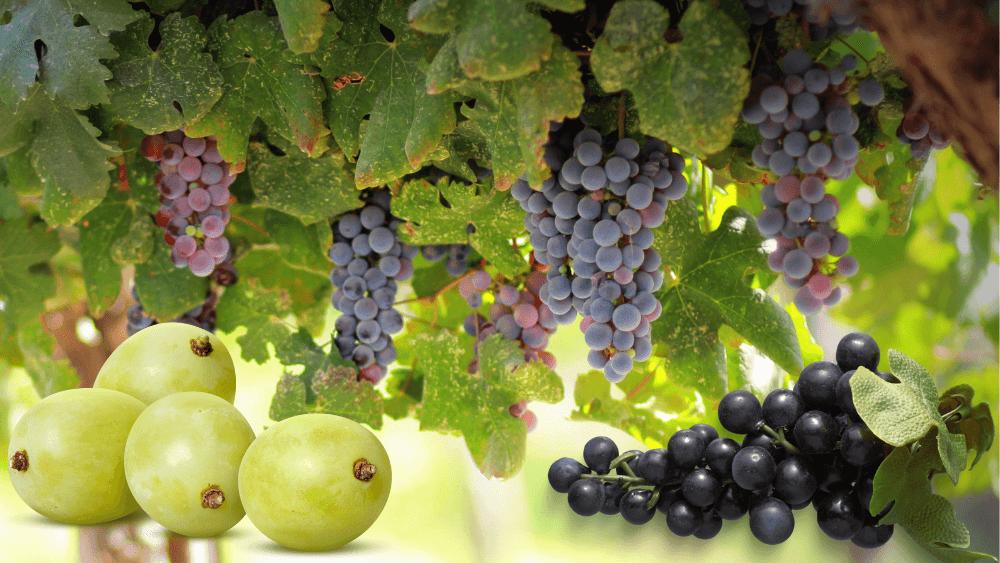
left=7, top=388, right=146, bottom=524
left=94, top=322, right=236, bottom=405
left=125, top=392, right=256, bottom=537
left=238, top=413, right=392, bottom=551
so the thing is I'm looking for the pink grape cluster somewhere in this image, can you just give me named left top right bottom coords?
left=460, top=270, right=557, bottom=432
left=144, top=131, right=236, bottom=277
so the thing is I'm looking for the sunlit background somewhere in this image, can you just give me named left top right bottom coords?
left=1, top=148, right=997, bottom=563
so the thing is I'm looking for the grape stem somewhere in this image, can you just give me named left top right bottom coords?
left=759, top=423, right=801, bottom=455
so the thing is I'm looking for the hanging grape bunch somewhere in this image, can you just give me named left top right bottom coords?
left=511, top=121, right=679, bottom=383
left=328, top=188, right=414, bottom=384
left=460, top=269, right=558, bottom=432
left=740, top=0, right=863, bottom=38
left=745, top=50, right=884, bottom=314
left=895, top=91, right=953, bottom=160
left=421, top=243, right=475, bottom=277
left=547, top=332, right=894, bottom=548
left=142, top=131, right=236, bottom=277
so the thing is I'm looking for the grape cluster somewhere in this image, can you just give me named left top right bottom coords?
left=460, top=270, right=556, bottom=432
left=896, top=95, right=953, bottom=160
left=143, top=131, right=237, bottom=277
left=328, top=189, right=414, bottom=384
left=125, top=262, right=237, bottom=336
left=512, top=121, right=676, bottom=383
left=548, top=332, right=894, bottom=548
left=421, top=243, right=475, bottom=277
left=745, top=50, right=878, bottom=314
left=741, top=0, right=862, bottom=37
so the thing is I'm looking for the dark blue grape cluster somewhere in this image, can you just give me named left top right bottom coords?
left=511, top=121, right=679, bottom=383
left=745, top=49, right=878, bottom=314
left=126, top=285, right=217, bottom=336
left=548, top=332, right=894, bottom=549
left=421, top=243, right=474, bottom=277
left=328, top=188, right=415, bottom=384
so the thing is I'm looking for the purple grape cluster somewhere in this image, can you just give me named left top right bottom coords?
left=329, top=188, right=415, bottom=384
left=741, top=0, right=862, bottom=37
left=511, top=121, right=675, bottom=383
left=548, top=332, right=894, bottom=549
left=744, top=49, right=878, bottom=314
left=421, top=243, right=474, bottom=277
left=896, top=108, right=952, bottom=160
left=145, top=131, right=236, bottom=277
left=126, top=284, right=218, bottom=336
left=460, top=269, right=555, bottom=433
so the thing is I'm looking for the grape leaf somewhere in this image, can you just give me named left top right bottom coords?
left=12, top=86, right=120, bottom=202
left=133, top=239, right=208, bottom=322
left=0, top=217, right=59, bottom=325
left=186, top=11, right=330, bottom=170
left=409, top=0, right=583, bottom=82
left=0, top=98, right=30, bottom=157
left=78, top=190, right=136, bottom=316
left=105, top=12, right=224, bottom=134
left=269, top=366, right=384, bottom=429
left=902, top=493, right=972, bottom=549
left=110, top=209, right=155, bottom=266
left=261, top=209, right=332, bottom=277
left=871, top=434, right=941, bottom=524
left=304, top=0, right=456, bottom=187
left=851, top=352, right=968, bottom=484
left=952, top=401, right=995, bottom=470
left=651, top=204, right=803, bottom=398
left=0, top=0, right=140, bottom=109
left=591, top=0, right=750, bottom=156
left=246, top=141, right=361, bottom=225
left=16, top=319, right=78, bottom=397
left=394, top=177, right=527, bottom=277
left=414, top=331, right=562, bottom=478
left=452, top=42, right=584, bottom=190
left=274, top=0, right=338, bottom=55
left=0, top=185, right=21, bottom=220
left=235, top=248, right=332, bottom=336
left=214, top=276, right=294, bottom=365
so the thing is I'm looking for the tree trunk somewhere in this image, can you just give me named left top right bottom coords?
left=857, top=0, right=999, bottom=193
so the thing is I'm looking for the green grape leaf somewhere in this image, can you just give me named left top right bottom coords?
left=0, top=0, right=140, bottom=109
left=186, top=11, right=330, bottom=170
left=262, top=209, right=332, bottom=276
left=651, top=204, right=803, bottom=398
left=235, top=248, right=332, bottom=336
left=305, top=0, right=456, bottom=187
left=12, top=86, right=120, bottom=202
left=105, top=13, right=224, bottom=134
left=383, top=368, right=422, bottom=420
left=454, top=42, right=584, bottom=190
left=591, top=0, right=750, bottom=156
left=902, top=494, right=972, bottom=549
left=0, top=217, right=59, bottom=326
left=907, top=539, right=997, bottom=563
left=851, top=352, right=968, bottom=483
left=40, top=177, right=106, bottom=227
left=394, top=177, right=527, bottom=278
left=410, top=0, right=583, bottom=82
left=415, top=331, right=562, bottom=478
left=215, top=277, right=295, bottom=365
left=269, top=366, right=384, bottom=429
left=133, top=240, right=208, bottom=322
left=870, top=435, right=941, bottom=524
left=274, top=0, right=338, bottom=55
left=246, top=141, right=361, bottom=225
left=16, top=319, right=79, bottom=397
left=79, top=190, right=135, bottom=316
left=0, top=99, right=31, bottom=157
left=0, top=185, right=22, bottom=220
left=110, top=208, right=156, bottom=266
left=954, top=402, right=995, bottom=470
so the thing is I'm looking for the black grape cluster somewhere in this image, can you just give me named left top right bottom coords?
left=741, top=0, right=862, bottom=37
left=126, top=285, right=218, bottom=336
left=548, top=332, right=894, bottom=549
left=511, top=121, right=677, bottom=383
left=421, top=243, right=475, bottom=277
left=328, top=188, right=414, bottom=384
left=459, top=269, right=556, bottom=432
left=143, top=131, right=237, bottom=277
left=745, top=50, right=880, bottom=314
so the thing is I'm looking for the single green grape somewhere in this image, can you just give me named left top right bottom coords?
left=238, top=413, right=392, bottom=551
left=94, top=322, right=236, bottom=405
left=7, top=388, right=146, bottom=524
left=125, top=392, right=255, bottom=537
